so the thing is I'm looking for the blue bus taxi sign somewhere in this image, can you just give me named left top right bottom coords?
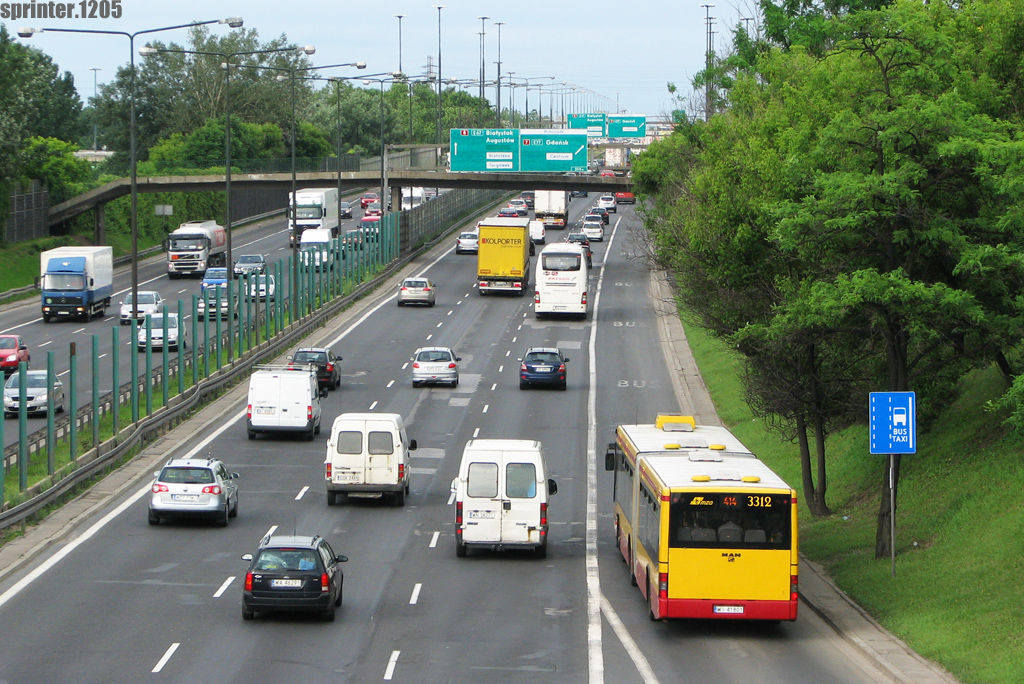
left=869, top=392, right=916, bottom=454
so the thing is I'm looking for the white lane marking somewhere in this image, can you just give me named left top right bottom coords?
left=39, top=341, right=52, bottom=347
left=73, top=327, right=85, bottom=334
left=490, top=383, right=496, bottom=391
left=601, top=595, right=661, bottom=684
left=386, top=380, right=395, bottom=388
left=505, top=350, right=510, bottom=357
left=369, top=401, right=378, bottom=410
left=446, top=310, right=453, bottom=316
left=409, top=583, right=422, bottom=605
left=446, top=491, right=456, bottom=505
left=383, top=650, right=401, bottom=680
left=472, top=428, right=480, bottom=438
left=436, top=322, right=443, bottom=328
left=425, top=334, right=433, bottom=341
left=57, top=370, right=69, bottom=377
left=295, top=486, right=309, bottom=501
left=264, top=524, right=278, bottom=539
left=523, top=312, right=527, bottom=318
left=98, top=353, right=108, bottom=360
left=482, top=404, right=489, bottom=414
left=456, top=300, right=462, bottom=305
left=512, top=336, right=517, bottom=343
left=517, top=325, right=522, bottom=330
left=429, top=531, right=439, bottom=548
left=498, top=365, right=503, bottom=373
left=152, top=643, right=180, bottom=673
left=401, top=362, right=409, bottom=370
left=177, top=288, right=188, bottom=294
left=213, top=576, right=235, bottom=598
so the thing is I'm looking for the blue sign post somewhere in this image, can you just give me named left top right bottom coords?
left=869, top=391, right=916, bottom=577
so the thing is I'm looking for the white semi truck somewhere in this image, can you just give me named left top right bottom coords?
left=289, top=188, right=340, bottom=247
left=165, top=220, right=227, bottom=278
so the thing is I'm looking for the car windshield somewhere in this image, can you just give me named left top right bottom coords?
left=364, top=194, right=378, bottom=200
left=6, top=373, right=49, bottom=389
left=159, top=467, right=214, bottom=484
left=125, top=293, right=157, bottom=305
left=0, top=338, right=16, bottom=350
left=404, top=280, right=428, bottom=289
left=145, top=314, right=177, bottom=326
left=205, top=269, right=228, bottom=279
left=459, top=233, right=477, bottom=240
left=293, top=351, right=326, bottom=364
left=417, top=350, right=452, bottom=363
left=339, top=202, right=350, bottom=209
left=254, top=549, right=319, bottom=572
left=238, top=255, right=261, bottom=264
left=526, top=352, right=562, bottom=364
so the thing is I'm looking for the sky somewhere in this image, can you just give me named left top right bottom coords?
left=1, top=0, right=755, bottom=122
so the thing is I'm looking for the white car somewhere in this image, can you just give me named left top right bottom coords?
left=581, top=221, right=605, bottom=242
left=597, top=195, right=617, bottom=213
left=3, top=370, right=65, bottom=416
left=248, top=275, right=276, bottom=301
left=119, top=290, right=164, bottom=325
left=411, top=347, right=461, bottom=388
left=137, top=313, right=187, bottom=351
left=456, top=230, right=479, bottom=254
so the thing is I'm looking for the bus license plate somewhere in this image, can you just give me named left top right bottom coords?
left=271, top=579, right=303, bottom=588
left=713, top=605, right=744, bottom=614
left=554, top=306, right=566, bottom=311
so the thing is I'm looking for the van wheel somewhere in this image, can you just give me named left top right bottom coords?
left=248, top=430, right=255, bottom=440
left=307, top=428, right=315, bottom=441
left=393, top=488, right=406, bottom=506
left=327, top=491, right=337, bottom=506
left=456, top=539, right=467, bottom=558
left=314, top=421, right=321, bottom=435
left=534, top=542, right=548, bottom=559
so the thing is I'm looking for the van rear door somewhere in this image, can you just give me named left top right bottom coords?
left=249, top=374, right=282, bottom=428
left=500, top=458, right=542, bottom=545
left=462, top=459, right=503, bottom=544
left=365, top=419, right=399, bottom=485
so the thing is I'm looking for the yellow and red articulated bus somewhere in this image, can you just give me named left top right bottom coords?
left=605, top=415, right=798, bottom=622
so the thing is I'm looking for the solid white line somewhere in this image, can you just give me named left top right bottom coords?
left=369, top=401, right=378, bottom=410
left=386, top=380, right=395, bottom=388
left=472, top=427, right=480, bottom=438
left=601, top=595, right=661, bottom=684
left=295, top=486, right=309, bottom=501
left=383, top=650, right=401, bottom=680
left=213, top=576, right=235, bottom=598
left=409, top=583, right=422, bottom=604
left=429, top=531, right=440, bottom=548
left=152, top=643, right=180, bottom=673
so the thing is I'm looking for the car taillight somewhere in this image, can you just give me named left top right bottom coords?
left=307, top=405, right=313, bottom=421
left=455, top=501, right=463, bottom=525
left=245, top=573, right=253, bottom=591
left=448, top=362, right=457, bottom=369
left=521, top=363, right=528, bottom=372
left=558, top=364, right=566, bottom=373
left=152, top=483, right=169, bottom=493
left=423, top=287, right=431, bottom=291
left=398, top=463, right=405, bottom=480
left=247, top=404, right=252, bottom=419
left=202, top=485, right=222, bottom=495
left=540, top=502, right=548, bottom=527
left=400, top=287, right=408, bottom=291
left=326, top=363, right=334, bottom=372
left=412, top=362, right=420, bottom=369
left=326, top=463, right=332, bottom=479
left=659, top=572, right=668, bottom=599
left=321, top=573, right=330, bottom=592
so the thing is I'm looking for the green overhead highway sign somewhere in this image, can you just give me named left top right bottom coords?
left=568, top=113, right=607, bottom=137
left=449, top=129, right=588, bottom=173
left=607, top=115, right=647, bottom=138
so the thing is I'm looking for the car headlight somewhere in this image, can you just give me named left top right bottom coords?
left=3, top=353, right=16, bottom=362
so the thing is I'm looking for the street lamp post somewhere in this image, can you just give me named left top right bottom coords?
left=506, top=71, right=515, bottom=127
left=433, top=5, right=445, bottom=158
left=18, top=17, right=243, bottom=360
left=90, top=67, right=101, bottom=151
left=494, top=21, right=505, bottom=126
left=477, top=16, right=489, bottom=106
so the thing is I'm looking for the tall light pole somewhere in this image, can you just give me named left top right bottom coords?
left=19, top=17, right=243, bottom=355
left=505, top=72, right=516, bottom=127
left=394, top=14, right=404, bottom=75
left=519, top=77, right=554, bottom=126
left=494, top=21, right=505, bottom=126
left=89, top=67, right=101, bottom=151
left=477, top=16, right=489, bottom=105
left=433, top=5, right=445, bottom=153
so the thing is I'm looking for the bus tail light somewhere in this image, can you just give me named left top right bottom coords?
left=791, top=575, right=799, bottom=601
left=455, top=501, right=463, bottom=525
left=540, top=502, right=548, bottom=527
left=581, top=291, right=587, bottom=306
left=321, top=573, right=330, bottom=592
left=245, top=573, right=253, bottom=591
left=659, top=572, right=668, bottom=599
left=534, top=291, right=540, bottom=304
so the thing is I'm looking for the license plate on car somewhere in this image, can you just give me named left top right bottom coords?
left=467, top=510, right=495, bottom=519
left=255, top=407, right=274, bottom=415
left=713, top=605, right=744, bottom=614
left=171, top=494, right=199, bottom=502
left=271, top=579, right=303, bottom=588
left=536, top=366, right=552, bottom=373
left=335, top=472, right=360, bottom=483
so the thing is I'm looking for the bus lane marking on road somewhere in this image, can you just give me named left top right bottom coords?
left=213, top=576, right=235, bottom=598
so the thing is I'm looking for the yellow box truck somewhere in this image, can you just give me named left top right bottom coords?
left=476, top=217, right=531, bottom=296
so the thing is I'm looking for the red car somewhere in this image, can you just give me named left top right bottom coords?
left=615, top=191, right=635, bottom=204
left=0, top=334, right=30, bottom=377
left=364, top=202, right=383, bottom=217
left=360, top=192, right=379, bottom=209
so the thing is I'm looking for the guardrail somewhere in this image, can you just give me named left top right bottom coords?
left=0, top=189, right=508, bottom=531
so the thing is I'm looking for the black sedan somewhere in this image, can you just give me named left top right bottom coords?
left=339, top=201, right=353, bottom=219
left=288, top=347, right=342, bottom=390
left=241, top=534, right=348, bottom=621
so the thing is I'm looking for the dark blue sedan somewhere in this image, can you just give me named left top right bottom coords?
left=519, top=347, right=570, bottom=390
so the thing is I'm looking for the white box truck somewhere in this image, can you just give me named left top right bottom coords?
left=451, top=439, right=558, bottom=558
left=534, top=190, right=570, bottom=228
left=324, top=413, right=417, bottom=506
left=289, top=188, right=339, bottom=246
left=38, top=246, right=114, bottom=322
left=165, top=220, right=227, bottom=278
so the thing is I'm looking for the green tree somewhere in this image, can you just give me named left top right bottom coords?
left=16, top=137, right=92, bottom=203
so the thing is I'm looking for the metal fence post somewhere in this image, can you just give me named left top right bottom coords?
left=92, top=334, right=99, bottom=450
left=111, top=326, right=119, bottom=436
left=69, top=343, right=78, bottom=462
left=46, top=351, right=56, bottom=475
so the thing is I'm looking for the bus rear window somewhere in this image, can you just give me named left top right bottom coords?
left=541, top=254, right=581, bottom=271
left=668, top=492, right=791, bottom=549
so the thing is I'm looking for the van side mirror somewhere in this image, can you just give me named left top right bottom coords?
left=548, top=479, right=558, bottom=495
left=409, top=439, right=417, bottom=450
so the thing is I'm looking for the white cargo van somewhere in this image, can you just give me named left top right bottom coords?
left=451, top=439, right=557, bottom=558
left=300, top=228, right=334, bottom=270
left=325, top=413, right=417, bottom=506
left=246, top=365, right=324, bottom=441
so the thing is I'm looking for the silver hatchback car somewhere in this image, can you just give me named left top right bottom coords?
left=119, top=290, right=164, bottom=325
left=148, top=457, right=239, bottom=526
left=411, top=347, right=461, bottom=387
left=398, top=277, right=436, bottom=307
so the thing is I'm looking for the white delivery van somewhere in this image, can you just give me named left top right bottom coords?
left=246, top=365, right=324, bottom=441
left=451, top=439, right=558, bottom=558
left=325, top=413, right=417, bottom=506
left=300, top=228, right=335, bottom=271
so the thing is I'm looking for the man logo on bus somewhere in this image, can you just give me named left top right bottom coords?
left=689, top=496, right=714, bottom=506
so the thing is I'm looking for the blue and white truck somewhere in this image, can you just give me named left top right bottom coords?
left=38, top=246, right=114, bottom=322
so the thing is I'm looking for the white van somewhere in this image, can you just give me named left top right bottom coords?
left=300, top=228, right=334, bottom=270
left=325, top=413, right=417, bottom=506
left=534, top=243, right=589, bottom=318
left=246, top=365, right=324, bottom=441
left=451, top=439, right=558, bottom=558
